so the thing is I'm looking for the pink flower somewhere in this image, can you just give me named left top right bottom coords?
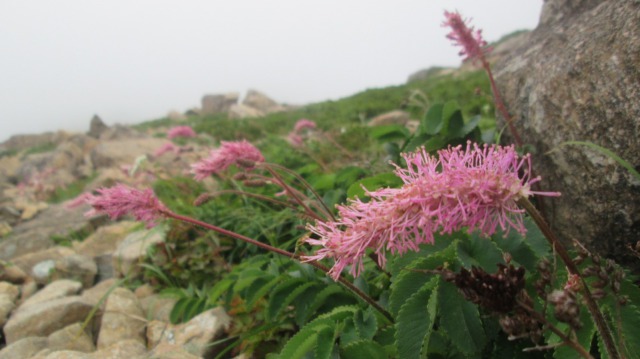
left=294, top=119, right=317, bottom=133
left=442, top=10, right=490, bottom=63
left=287, top=132, right=304, bottom=147
left=154, top=142, right=179, bottom=157
left=167, top=126, right=196, bottom=139
left=77, top=184, right=168, bottom=228
left=304, top=142, right=560, bottom=280
left=190, top=140, right=265, bottom=181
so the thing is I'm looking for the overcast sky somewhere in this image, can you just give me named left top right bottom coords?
left=0, top=1, right=543, bottom=142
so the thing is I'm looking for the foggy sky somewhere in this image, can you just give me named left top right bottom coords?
left=0, top=1, right=542, bottom=142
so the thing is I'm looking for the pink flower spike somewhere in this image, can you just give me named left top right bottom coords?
left=304, top=142, right=560, bottom=280
left=442, top=10, right=490, bottom=63
left=84, top=184, right=168, bottom=228
left=294, top=119, right=317, bottom=133
left=190, top=140, right=265, bottom=181
left=154, top=142, right=179, bottom=157
left=167, top=126, right=196, bottom=139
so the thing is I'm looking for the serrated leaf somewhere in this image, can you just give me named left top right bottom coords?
left=341, top=339, right=388, bottom=359
left=395, top=282, right=435, bottom=359
left=523, top=217, right=551, bottom=259
left=277, top=306, right=358, bottom=359
left=268, top=281, right=320, bottom=320
left=552, top=306, right=596, bottom=359
left=234, top=268, right=272, bottom=292
left=461, top=114, right=482, bottom=137
left=265, top=277, right=307, bottom=320
left=335, top=166, right=368, bottom=187
left=422, top=103, right=444, bottom=135
left=389, top=263, right=438, bottom=316
left=438, top=280, right=486, bottom=355
left=402, top=133, right=431, bottom=153
left=347, top=173, right=403, bottom=199
left=374, top=326, right=397, bottom=357
left=298, top=284, right=351, bottom=325
left=616, top=304, right=640, bottom=358
left=354, top=307, right=378, bottom=340
left=314, top=326, right=336, bottom=359
left=370, top=124, right=411, bottom=141
left=456, top=236, right=504, bottom=271
left=245, top=274, right=279, bottom=308
left=489, top=227, right=539, bottom=271
left=389, top=241, right=457, bottom=315
left=445, top=108, right=465, bottom=138
left=206, top=277, right=235, bottom=305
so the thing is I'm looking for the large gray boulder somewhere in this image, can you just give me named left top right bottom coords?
left=201, top=93, right=239, bottom=115
left=494, top=0, right=640, bottom=268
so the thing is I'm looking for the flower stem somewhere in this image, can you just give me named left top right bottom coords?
left=518, top=198, right=619, bottom=359
left=482, top=59, right=523, bottom=148
left=161, top=209, right=394, bottom=324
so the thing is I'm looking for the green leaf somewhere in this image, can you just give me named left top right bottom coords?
left=370, top=124, right=410, bottom=141
left=456, top=236, right=505, bottom=271
left=422, top=103, right=444, bottom=135
left=341, top=340, right=388, bottom=359
left=460, top=114, right=482, bottom=137
left=335, top=166, right=368, bottom=187
left=245, top=274, right=280, bottom=308
left=265, top=277, right=307, bottom=320
left=444, top=107, right=465, bottom=138
left=402, top=133, right=431, bottom=153
left=395, top=281, right=436, bottom=359
left=552, top=306, right=596, bottom=359
left=312, top=174, right=337, bottom=191
left=616, top=304, right=640, bottom=358
left=233, top=268, right=271, bottom=292
left=347, top=173, right=403, bottom=199
left=353, top=307, right=378, bottom=340
left=389, top=240, right=457, bottom=315
left=169, top=297, right=191, bottom=324
left=438, top=280, right=486, bottom=355
left=277, top=306, right=358, bottom=359
left=314, top=326, right=336, bottom=359
left=488, top=228, right=539, bottom=271
left=298, top=284, right=351, bottom=325
left=268, top=281, right=320, bottom=320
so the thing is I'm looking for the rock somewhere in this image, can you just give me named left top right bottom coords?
left=368, top=110, right=410, bottom=127
left=112, top=228, right=165, bottom=279
left=0, top=221, right=11, bottom=237
left=140, top=295, right=177, bottom=322
left=0, top=131, right=69, bottom=152
left=0, top=282, right=18, bottom=327
left=32, top=259, right=56, bottom=284
left=90, top=138, right=167, bottom=169
left=147, top=344, right=202, bottom=359
left=0, top=337, right=49, bottom=359
left=93, top=339, right=147, bottom=359
left=96, top=287, right=146, bottom=349
left=228, top=103, right=265, bottom=119
left=36, top=350, right=91, bottom=359
left=0, top=155, right=20, bottom=185
left=88, top=115, right=109, bottom=139
left=73, top=221, right=138, bottom=258
left=99, top=125, right=144, bottom=141
left=242, top=89, right=285, bottom=114
left=3, top=295, right=94, bottom=343
left=81, top=278, right=118, bottom=308
left=11, top=246, right=76, bottom=277
left=166, top=110, right=186, bottom=121
left=0, top=261, right=28, bottom=284
left=0, top=202, right=95, bottom=261
left=201, top=93, right=239, bottom=115
left=407, top=66, right=455, bottom=83
left=47, top=322, right=96, bottom=353
left=134, top=283, right=154, bottom=299
left=94, top=254, right=115, bottom=283
left=494, top=0, right=640, bottom=268
left=51, top=254, right=97, bottom=288
left=19, top=279, right=83, bottom=313
left=19, top=279, right=38, bottom=304
left=147, top=307, right=230, bottom=358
